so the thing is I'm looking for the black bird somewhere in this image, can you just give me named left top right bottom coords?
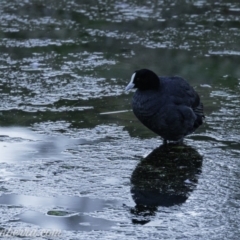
left=125, top=69, right=204, bottom=143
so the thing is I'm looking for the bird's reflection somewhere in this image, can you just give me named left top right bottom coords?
left=130, top=143, right=203, bottom=224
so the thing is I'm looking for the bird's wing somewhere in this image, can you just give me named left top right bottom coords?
left=161, top=76, right=204, bottom=117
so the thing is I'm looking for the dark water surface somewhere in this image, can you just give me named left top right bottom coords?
left=0, top=0, right=240, bottom=239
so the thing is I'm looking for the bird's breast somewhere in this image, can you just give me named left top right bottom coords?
left=132, top=92, right=161, bottom=117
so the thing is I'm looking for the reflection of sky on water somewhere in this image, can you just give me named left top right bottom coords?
left=0, top=127, right=84, bottom=163
left=0, top=193, right=118, bottom=231
left=19, top=211, right=115, bottom=231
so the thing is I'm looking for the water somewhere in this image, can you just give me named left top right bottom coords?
left=0, top=0, right=240, bottom=239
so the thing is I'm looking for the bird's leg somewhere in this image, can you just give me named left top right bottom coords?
left=163, top=138, right=184, bottom=145
left=173, top=138, right=184, bottom=145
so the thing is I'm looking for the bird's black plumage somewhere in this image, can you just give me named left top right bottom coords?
left=126, top=69, right=204, bottom=142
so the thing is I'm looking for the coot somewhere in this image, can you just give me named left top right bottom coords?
left=125, top=69, right=204, bottom=143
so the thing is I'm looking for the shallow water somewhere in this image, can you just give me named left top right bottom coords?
left=0, top=0, right=240, bottom=239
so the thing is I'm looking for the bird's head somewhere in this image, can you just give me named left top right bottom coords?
left=125, top=69, right=160, bottom=91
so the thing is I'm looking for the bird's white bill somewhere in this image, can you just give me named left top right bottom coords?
left=125, top=72, right=136, bottom=91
